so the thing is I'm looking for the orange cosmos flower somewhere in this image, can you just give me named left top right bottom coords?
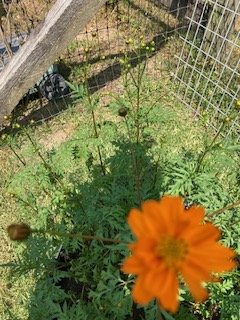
left=121, top=196, right=236, bottom=313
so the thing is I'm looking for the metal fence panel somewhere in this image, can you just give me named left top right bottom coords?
left=174, top=0, right=240, bottom=141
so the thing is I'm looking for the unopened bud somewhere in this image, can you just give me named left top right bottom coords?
left=118, top=108, right=128, bottom=117
left=7, top=224, right=31, bottom=241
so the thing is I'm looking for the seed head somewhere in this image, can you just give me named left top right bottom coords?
left=118, top=108, right=128, bottom=117
left=7, top=224, right=31, bottom=241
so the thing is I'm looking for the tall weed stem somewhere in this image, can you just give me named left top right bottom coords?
left=124, top=117, right=141, bottom=206
left=195, top=122, right=224, bottom=173
left=9, top=145, right=26, bottom=166
left=32, top=228, right=128, bottom=244
left=12, top=194, right=38, bottom=213
left=208, top=200, right=240, bottom=218
left=24, top=131, right=65, bottom=189
left=83, top=50, right=105, bottom=175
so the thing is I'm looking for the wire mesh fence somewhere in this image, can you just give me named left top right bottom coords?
left=174, top=0, right=240, bottom=141
left=0, top=0, right=239, bottom=141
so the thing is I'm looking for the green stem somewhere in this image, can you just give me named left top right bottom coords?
left=12, top=194, right=38, bottom=213
left=195, top=122, right=224, bottom=173
left=32, top=229, right=128, bottom=244
left=128, top=57, right=146, bottom=145
left=227, top=218, right=240, bottom=227
left=24, top=131, right=85, bottom=214
left=208, top=200, right=240, bottom=218
left=9, top=145, right=26, bottom=166
left=124, top=117, right=142, bottom=206
left=24, top=131, right=67, bottom=190
left=84, top=52, right=105, bottom=176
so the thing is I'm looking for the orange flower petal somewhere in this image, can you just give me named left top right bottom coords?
left=183, top=222, right=221, bottom=245
left=142, top=196, right=184, bottom=236
left=127, top=208, right=146, bottom=238
left=180, top=261, right=211, bottom=301
left=155, top=268, right=179, bottom=313
left=131, top=238, right=157, bottom=259
left=186, top=205, right=205, bottom=224
left=121, top=256, right=145, bottom=274
left=142, top=263, right=167, bottom=294
left=188, top=244, right=237, bottom=273
left=141, top=200, right=167, bottom=237
left=132, top=275, right=154, bottom=305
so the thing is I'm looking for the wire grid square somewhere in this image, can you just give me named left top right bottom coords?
left=174, top=0, right=240, bottom=141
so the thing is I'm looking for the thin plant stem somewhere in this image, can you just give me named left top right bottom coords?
left=32, top=229, right=129, bottom=245
left=24, top=131, right=65, bottom=189
left=83, top=51, right=105, bottom=175
left=208, top=200, right=240, bottom=218
left=128, top=59, right=146, bottom=144
left=12, top=194, right=38, bottom=213
left=124, top=78, right=135, bottom=108
left=195, top=122, right=224, bottom=173
left=227, top=218, right=240, bottom=227
left=9, top=145, right=26, bottom=166
left=135, top=50, right=147, bottom=144
left=22, top=131, right=85, bottom=214
left=124, top=117, right=142, bottom=206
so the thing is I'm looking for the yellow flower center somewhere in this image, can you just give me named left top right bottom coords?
left=156, top=235, right=188, bottom=268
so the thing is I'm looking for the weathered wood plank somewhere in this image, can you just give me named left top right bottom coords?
left=203, top=0, right=238, bottom=62
left=0, top=0, right=107, bottom=124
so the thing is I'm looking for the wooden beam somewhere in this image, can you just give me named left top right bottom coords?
left=0, top=0, right=107, bottom=125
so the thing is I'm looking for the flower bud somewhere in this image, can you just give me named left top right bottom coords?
left=7, top=224, right=31, bottom=241
left=1, top=134, right=7, bottom=140
left=118, top=108, right=128, bottom=117
left=224, top=117, right=230, bottom=123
